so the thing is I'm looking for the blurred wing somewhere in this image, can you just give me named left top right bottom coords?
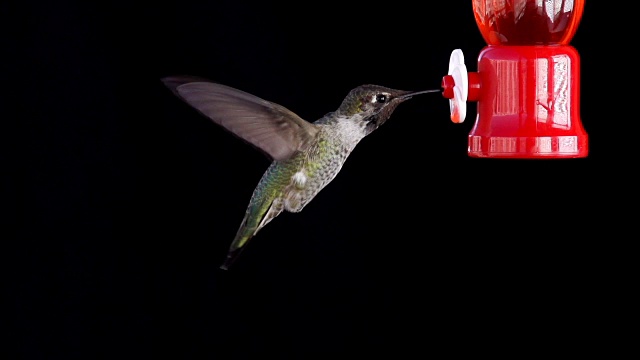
left=162, top=76, right=319, bottom=161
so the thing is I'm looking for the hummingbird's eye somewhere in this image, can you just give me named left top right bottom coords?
left=375, top=94, right=387, bottom=103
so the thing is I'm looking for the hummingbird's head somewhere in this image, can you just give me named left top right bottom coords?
left=337, top=84, right=438, bottom=135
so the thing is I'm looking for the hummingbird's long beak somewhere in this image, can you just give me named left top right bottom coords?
left=398, top=89, right=441, bottom=100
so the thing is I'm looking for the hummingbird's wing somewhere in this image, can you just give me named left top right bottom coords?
left=162, top=76, right=319, bottom=161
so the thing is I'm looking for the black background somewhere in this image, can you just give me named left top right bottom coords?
left=6, top=1, right=625, bottom=358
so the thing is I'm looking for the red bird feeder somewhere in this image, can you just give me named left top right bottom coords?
left=442, top=0, right=588, bottom=158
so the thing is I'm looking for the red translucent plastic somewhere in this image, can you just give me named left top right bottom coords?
left=469, top=45, right=587, bottom=158
left=473, top=0, right=585, bottom=45
left=462, top=0, right=588, bottom=158
left=442, top=73, right=481, bottom=101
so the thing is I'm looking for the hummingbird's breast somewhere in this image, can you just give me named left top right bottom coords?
left=273, top=123, right=362, bottom=213
left=247, top=119, right=366, bottom=217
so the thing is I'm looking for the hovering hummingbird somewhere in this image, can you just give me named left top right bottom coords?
left=162, top=76, right=439, bottom=270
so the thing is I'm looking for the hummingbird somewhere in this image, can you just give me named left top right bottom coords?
left=162, top=75, right=439, bottom=270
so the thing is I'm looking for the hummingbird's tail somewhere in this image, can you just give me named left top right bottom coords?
left=219, top=246, right=247, bottom=270
left=219, top=193, right=283, bottom=270
left=219, top=208, right=265, bottom=270
left=219, top=226, right=254, bottom=271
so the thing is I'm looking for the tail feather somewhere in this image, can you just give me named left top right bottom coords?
left=219, top=222, right=254, bottom=270
left=219, top=194, right=282, bottom=270
left=219, top=247, right=246, bottom=270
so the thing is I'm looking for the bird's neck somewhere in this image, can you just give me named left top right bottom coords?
left=318, top=114, right=368, bottom=147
